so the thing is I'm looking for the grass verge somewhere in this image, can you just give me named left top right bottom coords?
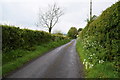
left=2, top=39, right=70, bottom=76
left=76, top=38, right=119, bottom=78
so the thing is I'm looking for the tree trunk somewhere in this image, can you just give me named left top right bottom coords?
left=49, top=27, right=52, bottom=33
left=49, top=20, right=52, bottom=33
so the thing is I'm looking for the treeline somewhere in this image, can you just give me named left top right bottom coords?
left=2, top=25, right=68, bottom=53
left=77, top=1, right=119, bottom=78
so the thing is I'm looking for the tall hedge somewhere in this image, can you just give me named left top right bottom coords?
left=78, top=1, right=120, bottom=71
left=2, top=25, right=68, bottom=53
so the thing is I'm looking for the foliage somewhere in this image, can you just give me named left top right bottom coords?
left=2, top=25, right=70, bottom=76
left=77, top=1, right=120, bottom=78
left=2, top=39, right=70, bottom=76
left=86, top=15, right=97, bottom=24
left=67, top=27, right=78, bottom=39
left=87, top=62, right=118, bottom=78
left=2, top=25, right=68, bottom=53
left=78, top=28, right=83, bottom=32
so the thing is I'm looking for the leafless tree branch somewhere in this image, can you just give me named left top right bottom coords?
left=37, top=3, right=64, bottom=33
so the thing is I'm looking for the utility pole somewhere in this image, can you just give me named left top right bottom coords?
left=90, top=0, right=92, bottom=21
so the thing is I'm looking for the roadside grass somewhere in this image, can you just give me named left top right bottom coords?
left=2, top=39, right=70, bottom=76
left=76, top=39, right=87, bottom=77
left=87, top=62, right=118, bottom=78
left=76, top=39, right=119, bottom=78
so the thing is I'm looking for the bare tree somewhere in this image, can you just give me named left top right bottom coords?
left=37, top=3, right=64, bottom=33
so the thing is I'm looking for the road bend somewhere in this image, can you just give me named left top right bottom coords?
left=7, top=39, right=84, bottom=78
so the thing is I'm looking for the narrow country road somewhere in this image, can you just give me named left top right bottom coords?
left=7, top=40, right=84, bottom=78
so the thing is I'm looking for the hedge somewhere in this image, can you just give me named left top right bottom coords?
left=78, top=1, right=120, bottom=76
left=2, top=25, right=68, bottom=53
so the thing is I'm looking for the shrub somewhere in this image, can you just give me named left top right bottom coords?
left=2, top=25, right=68, bottom=53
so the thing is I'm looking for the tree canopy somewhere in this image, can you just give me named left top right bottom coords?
left=78, top=28, right=83, bottom=32
left=67, top=27, right=78, bottom=39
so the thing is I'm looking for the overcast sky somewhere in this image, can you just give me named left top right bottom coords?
left=0, top=0, right=118, bottom=33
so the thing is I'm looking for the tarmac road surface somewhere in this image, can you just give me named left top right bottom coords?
left=7, top=39, right=84, bottom=78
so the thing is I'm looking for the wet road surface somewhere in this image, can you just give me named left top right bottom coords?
left=7, top=40, right=84, bottom=78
